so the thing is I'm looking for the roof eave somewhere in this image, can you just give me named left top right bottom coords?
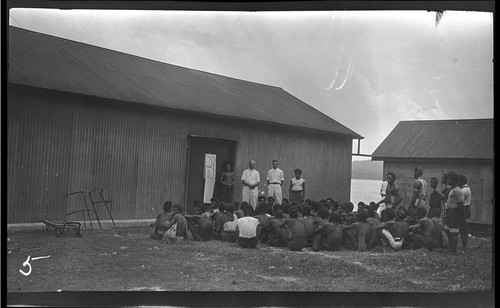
left=372, top=156, right=494, bottom=163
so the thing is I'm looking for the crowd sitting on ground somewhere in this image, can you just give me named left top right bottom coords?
left=150, top=168, right=469, bottom=256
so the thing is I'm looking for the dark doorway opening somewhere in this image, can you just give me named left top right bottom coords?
left=185, top=136, right=236, bottom=214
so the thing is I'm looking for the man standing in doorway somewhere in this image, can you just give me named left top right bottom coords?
left=242, top=160, right=260, bottom=210
left=267, top=159, right=284, bottom=205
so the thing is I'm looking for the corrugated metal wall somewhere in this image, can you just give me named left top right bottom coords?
left=382, top=161, right=493, bottom=225
left=8, top=85, right=352, bottom=223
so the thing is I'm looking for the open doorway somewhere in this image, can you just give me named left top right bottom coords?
left=185, top=136, right=236, bottom=213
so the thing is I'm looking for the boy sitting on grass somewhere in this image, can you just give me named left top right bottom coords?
left=221, top=203, right=239, bottom=242
left=408, top=207, right=439, bottom=251
left=237, top=207, right=260, bottom=248
left=375, top=208, right=404, bottom=251
left=299, top=205, right=316, bottom=247
left=261, top=208, right=287, bottom=247
left=163, top=204, right=191, bottom=244
left=312, top=209, right=342, bottom=251
left=254, top=202, right=271, bottom=243
left=151, top=201, right=174, bottom=240
left=342, top=211, right=373, bottom=251
left=185, top=203, right=213, bottom=241
left=284, top=206, right=307, bottom=251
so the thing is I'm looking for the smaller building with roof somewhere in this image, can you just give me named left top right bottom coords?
left=372, top=119, right=494, bottom=229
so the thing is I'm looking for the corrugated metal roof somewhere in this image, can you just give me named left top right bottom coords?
left=372, top=119, right=494, bottom=160
left=8, top=26, right=362, bottom=138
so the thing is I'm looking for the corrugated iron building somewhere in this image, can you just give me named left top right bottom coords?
left=372, top=119, right=494, bottom=227
left=7, top=26, right=362, bottom=224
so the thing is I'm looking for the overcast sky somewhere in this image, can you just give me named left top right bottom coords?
left=9, top=8, right=493, bottom=160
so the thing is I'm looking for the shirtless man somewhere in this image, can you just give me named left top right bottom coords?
left=312, top=210, right=343, bottom=251
left=342, top=211, right=373, bottom=251
left=254, top=202, right=271, bottom=243
left=184, top=204, right=213, bottom=241
left=260, top=209, right=287, bottom=247
left=219, top=161, right=235, bottom=203
left=299, top=205, right=316, bottom=247
left=375, top=208, right=404, bottom=250
left=408, top=206, right=438, bottom=251
left=283, top=206, right=307, bottom=251
left=376, top=172, right=403, bottom=214
left=150, top=201, right=174, bottom=240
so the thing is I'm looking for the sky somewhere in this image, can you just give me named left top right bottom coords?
left=8, top=8, right=494, bottom=160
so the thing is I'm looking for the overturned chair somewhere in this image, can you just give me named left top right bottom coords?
left=40, top=191, right=92, bottom=237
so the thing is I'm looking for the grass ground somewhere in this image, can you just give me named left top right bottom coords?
left=6, top=225, right=493, bottom=295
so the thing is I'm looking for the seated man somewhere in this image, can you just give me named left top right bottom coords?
left=299, top=205, right=316, bottom=247
left=162, top=204, right=191, bottom=244
left=151, top=201, right=174, bottom=240
left=237, top=207, right=260, bottom=249
left=366, top=207, right=382, bottom=248
left=234, top=200, right=245, bottom=219
left=312, top=210, right=343, bottom=251
left=369, top=202, right=381, bottom=223
left=430, top=217, right=450, bottom=249
left=342, top=211, right=373, bottom=251
left=408, top=207, right=439, bottom=251
left=185, top=203, right=213, bottom=241
left=395, top=209, right=411, bottom=249
left=283, top=206, right=307, bottom=251
left=219, top=203, right=239, bottom=242
left=261, top=209, right=287, bottom=247
left=254, top=202, right=271, bottom=243
left=267, top=196, right=275, bottom=207
left=257, top=195, right=267, bottom=205
left=375, top=208, right=404, bottom=250
left=345, top=212, right=357, bottom=226
left=220, top=203, right=238, bottom=243
left=312, top=208, right=330, bottom=251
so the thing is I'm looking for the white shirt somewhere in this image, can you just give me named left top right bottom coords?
left=291, top=178, right=305, bottom=191
left=461, top=185, right=472, bottom=206
left=237, top=216, right=260, bottom=238
left=242, top=169, right=260, bottom=189
left=267, top=168, right=284, bottom=184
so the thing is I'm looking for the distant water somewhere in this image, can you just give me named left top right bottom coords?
left=351, top=178, right=383, bottom=211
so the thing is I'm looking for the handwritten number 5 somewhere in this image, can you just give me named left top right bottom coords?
left=19, top=255, right=32, bottom=276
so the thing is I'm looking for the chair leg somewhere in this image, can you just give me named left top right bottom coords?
left=104, top=202, right=116, bottom=228
left=82, top=211, right=87, bottom=230
left=82, top=194, right=94, bottom=230
left=91, top=201, right=102, bottom=229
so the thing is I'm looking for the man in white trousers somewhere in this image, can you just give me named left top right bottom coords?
left=267, top=159, right=284, bottom=205
left=241, top=160, right=260, bottom=210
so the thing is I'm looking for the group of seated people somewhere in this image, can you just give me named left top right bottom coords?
left=150, top=195, right=451, bottom=253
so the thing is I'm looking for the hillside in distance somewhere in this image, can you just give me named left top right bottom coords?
left=351, top=160, right=383, bottom=180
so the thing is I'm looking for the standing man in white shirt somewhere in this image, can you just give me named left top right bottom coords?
left=241, top=160, right=260, bottom=210
left=267, top=159, right=284, bottom=206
